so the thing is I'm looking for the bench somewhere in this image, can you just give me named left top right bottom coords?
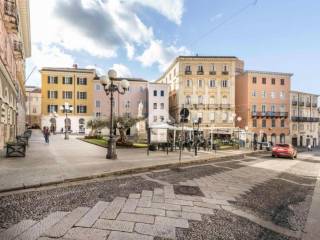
left=6, top=142, right=26, bottom=157
left=16, top=135, right=29, bottom=146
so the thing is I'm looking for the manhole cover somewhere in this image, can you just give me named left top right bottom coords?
left=173, top=185, right=204, bottom=196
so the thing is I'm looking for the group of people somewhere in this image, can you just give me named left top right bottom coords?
left=42, top=126, right=50, bottom=143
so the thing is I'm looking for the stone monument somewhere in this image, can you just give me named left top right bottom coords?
left=136, top=101, right=147, bottom=142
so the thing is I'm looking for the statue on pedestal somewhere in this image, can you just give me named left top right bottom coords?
left=136, top=101, right=146, bottom=142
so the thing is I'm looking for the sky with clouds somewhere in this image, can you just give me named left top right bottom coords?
left=26, top=0, right=320, bottom=94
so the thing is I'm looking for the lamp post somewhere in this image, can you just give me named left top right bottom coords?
left=100, top=70, right=130, bottom=159
left=60, top=102, right=73, bottom=140
left=192, top=117, right=201, bottom=156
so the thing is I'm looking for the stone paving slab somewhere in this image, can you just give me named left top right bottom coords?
left=129, top=193, right=141, bottom=199
left=93, top=219, right=134, bottom=232
left=166, top=210, right=202, bottom=221
left=0, top=220, right=37, bottom=240
left=137, top=196, right=152, bottom=207
left=15, top=211, right=69, bottom=240
left=64, top=227, right=110, bottom=240
left=117, top=213, right=155, bottom=224
left=141, top=190, right=153, bottom=197
left=76, top=201, right=110, bottom=227
left=150, top=202, right=181, bottom=211
left=43, top=207, right=90, bottom=238
left=165, top=198, right=193, bottom=206
left=181, top=206, right=214, bottom=215
left=121, top=198, right=139, bottom=213
left=152, top=195, right=165, bottom=203
left=135, top=223, right=176, bottom=239
left=136, top=207, right=166, bottom=216
left=107, top=231, right=153, bottom=240
left=100, top=197, right=126, bottom=220
left=164, top=185, right=175, bottom=199
left=155, top=216, right=189, bottom=228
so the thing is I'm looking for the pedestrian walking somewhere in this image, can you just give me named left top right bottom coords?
left=308, top=143, right=312, bottom=151
left=43, top=127, right=50, bottom=144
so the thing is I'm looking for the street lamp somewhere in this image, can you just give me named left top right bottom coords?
left=60, top=102, right=73, bottom=140
left=100, top=70, right=130, bottom=159
left=192, top=116, right=201, bottom=156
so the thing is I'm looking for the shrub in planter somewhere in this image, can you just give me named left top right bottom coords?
left=84, top=135, right=103, bottom=139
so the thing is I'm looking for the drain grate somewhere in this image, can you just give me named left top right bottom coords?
left=173, top=185, right=204, bottom=197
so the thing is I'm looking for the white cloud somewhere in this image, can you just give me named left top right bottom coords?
left=136, top=40, right=190, bottom=71
left=29, top=0, right=188, bottom=74
left=85, top=65, right=105, bottom=76
left=111, top=64, right=132, bottom=78
left=130, top=0, right=184, bottom=25
left=25, top=44, right=75, bottom=86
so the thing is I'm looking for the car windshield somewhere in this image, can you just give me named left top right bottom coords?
left=275, top=144, right=289, bottom=148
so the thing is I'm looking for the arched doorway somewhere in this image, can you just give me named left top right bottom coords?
left=50, top=118, right=56, bottom=133
left=271, top=134, right=276, bottom=145
left=79, top=118, right=85, bottom=134
left=65, top=118, right=71, bottom=131
left=262, top=133, right=267, bottom=142
left=292, top=134, right=298, bottom=147
left=280, top=134, right=285, bottom=144
left=300, top=136, right=303, bottom=147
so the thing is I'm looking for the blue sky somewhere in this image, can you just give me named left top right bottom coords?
left=26, top=0, right=320, bottom=94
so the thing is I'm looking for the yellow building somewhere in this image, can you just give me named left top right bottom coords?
left=156, top=56, right=244, bottom=139
left=0, top=0, right=31, bottom=150
left=40, top=65, right=96, bottom=134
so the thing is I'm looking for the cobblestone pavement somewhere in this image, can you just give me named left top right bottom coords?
left=0, top=151, right=320, bottom=240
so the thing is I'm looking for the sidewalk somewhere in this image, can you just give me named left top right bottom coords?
left=0, top=130, right=258, bottom=193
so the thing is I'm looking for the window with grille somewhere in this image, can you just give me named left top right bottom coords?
left=63, top=77, right=73, bottom=84
left=77, top=105, right=87, bottom=113
left=221, top=80, right=228, bottom=88
left=48, top=91, right=58, bottom=99
left=77, top=92, right=87, bottom=99
left=62, top=91, right=72, bottom=99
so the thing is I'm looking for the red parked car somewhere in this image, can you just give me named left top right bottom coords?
left=272, top=144, right=297, bottom=159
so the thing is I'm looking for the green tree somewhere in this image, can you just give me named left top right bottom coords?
left=106, top=116, right=144, bottom=143
left=86, top=118, right=108, bottom=136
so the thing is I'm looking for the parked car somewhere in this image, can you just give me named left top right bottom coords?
left=272, top=144, right=297, bottom=159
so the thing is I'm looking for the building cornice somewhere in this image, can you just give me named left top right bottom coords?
left=244, top=70, right=293, bottom=77
left=290, top=90, right=319, bottom=97
left=40, top=68, right=96, bottom=74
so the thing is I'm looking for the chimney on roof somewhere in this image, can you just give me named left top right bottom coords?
left=72, top=64, right=78, bottom=69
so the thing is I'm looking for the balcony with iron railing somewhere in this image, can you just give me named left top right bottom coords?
left=220, top=104, right=231, bottom=109
left=312, top=103, right=318, bottom=108
left=299, top=102, right=305, bottom=106
left=208, top=104, right=219, bottom=109
left=13, top=40, right=23, bottom=59
left=252, top=111, right=288, bottom=118
left=3, top=0, right=19, bottom=33
left=209, top=71, right=216, bottom=75
left=306, top=102, right=311, bottom=107
left=222, top=71, right=229, bottom=75
left=292, top=100, right=298, bottom=106
left=184, top=70, right=192, bottom=75
left=197, top=70, right=204, bottom=75
left=291, top=116, right=320, bottom=122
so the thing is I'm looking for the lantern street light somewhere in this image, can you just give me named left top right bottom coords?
left=100, top=70, right=130, bottom=159
left=60, top=102, right=73, bottom=140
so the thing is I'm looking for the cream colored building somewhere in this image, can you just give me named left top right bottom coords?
left=156, top=56, right=244, bottom=138
left=0, top=0, right=31, bottom=150
left=40, top=65, right=96, bottom=134
left=26, top=86, right=41, bottom=128
left=290, top=91, right=319, bottom=147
